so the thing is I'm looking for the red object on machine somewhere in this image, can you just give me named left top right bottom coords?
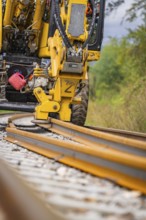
left=86, top=3, right=93, bottom=16
left=8, top=72, right=26, bottom=90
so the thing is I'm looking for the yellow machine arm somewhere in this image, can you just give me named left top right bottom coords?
left=34, top=0, right=105, bottom=123
left=0, top=0, right=105, bottom=125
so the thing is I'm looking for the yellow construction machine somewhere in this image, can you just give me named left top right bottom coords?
left=0, top=0, right=105, bottom=125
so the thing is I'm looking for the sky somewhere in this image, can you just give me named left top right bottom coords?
left=103, top=0, right=142, bottom=44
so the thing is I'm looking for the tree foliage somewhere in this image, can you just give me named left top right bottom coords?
left=106, top=0, right=124, bottom=15
left=125, top=0, right=146, bottom=23
left=90, top=39, right=124, bottom=99
left=88, top=1, right=146, bottom=131
left=106, top=0, right=146, bottom=24
left=91, top=0, right=146, bottom=98
left=90, top=21, right=146, bottom=97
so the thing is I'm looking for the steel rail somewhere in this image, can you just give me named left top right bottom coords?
left=86, top=126, right=146, bottom=141
left=5, top=124, right=146, bottom=194
left=7, top=113, right=34, bottom=128
left=5, top=113, right=146, bottom=143
left=0, top=158, right=66, bottom=220
left=37, top=118, right=146, bottom=158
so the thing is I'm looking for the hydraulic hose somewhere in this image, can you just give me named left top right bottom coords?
left=88, top=0, right=106, bottom=51
left=54, top=0, right=72, bottom=49
left=53, top=0, right=97, bottom=52
left=96, top=0, right=105, bottom=51
left=82, top=0, right=96, bottom=49
left=48, top=0, right=57, bottom=37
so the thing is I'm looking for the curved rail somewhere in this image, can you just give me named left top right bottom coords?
left=38, top=117, right=146, bottom=157
left=86, top=126, right=146, bottom=141
left=5, top=113, right=146, bottom=194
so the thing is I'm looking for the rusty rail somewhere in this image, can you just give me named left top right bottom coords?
left=4, top=113, right=146, bottom=194
left=86, top=126, right=146, bottom=141
left=39, top=117, right=146, bottom=157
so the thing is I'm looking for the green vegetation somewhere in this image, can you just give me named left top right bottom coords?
left=0, top=110, right=15, bottom=114
left=86, top=2, right=146, bottom=132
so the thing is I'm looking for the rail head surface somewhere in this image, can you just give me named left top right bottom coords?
left=86, top=126, right=146, bottom=140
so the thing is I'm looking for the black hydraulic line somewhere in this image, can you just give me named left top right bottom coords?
left=49, top=0, right=102, bottom=52
left=48, top=0, right=57, bottom=37
left=54, top=0, right=97, bottom=50
left=95, top=0, right=106, bottom=51
left=82, top=0, right=97, bottom=49
left=88, top=0, right=106, bottom=51
left=0, top=102, right=35, bottom=112
left=54, top=0, right=72, bottom=49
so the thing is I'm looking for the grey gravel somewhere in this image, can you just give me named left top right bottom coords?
left=0, top=128, right=146, bottom=220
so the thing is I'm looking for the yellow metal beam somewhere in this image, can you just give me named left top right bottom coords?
left=32, top=0, right=46, bottom=30
left=3, top=0, right=16, bottom=27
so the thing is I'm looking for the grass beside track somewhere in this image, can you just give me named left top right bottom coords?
left=0, top=110, right=16, bottom=114
left=86, top=80, right=146, bottom=133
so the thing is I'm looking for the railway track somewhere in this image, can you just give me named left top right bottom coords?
left=3, top=113, right=146, bottom=194
left=0, top=113, right=146, bottom=219
left=86, top=126, right=146, bottom=142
